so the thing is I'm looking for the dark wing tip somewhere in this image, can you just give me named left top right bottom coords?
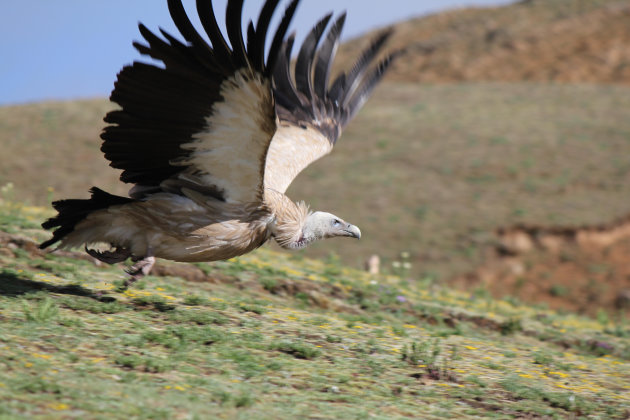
left=344, top=50, right=402, bottom=120
left=225, top=0, right=248, bottom=68
left=274, top=15, right=397, bottom=143
left=267, top=0, right=300, bottom=75
left=314, top=12, right=347, bottom=99
left=295, top=13, right=333, bottom=101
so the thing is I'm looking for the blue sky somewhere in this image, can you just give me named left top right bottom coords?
left=1, top=0, right=514, bottom=105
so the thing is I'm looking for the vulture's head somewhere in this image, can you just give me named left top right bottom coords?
left=297, top=211, right=361, bottom=248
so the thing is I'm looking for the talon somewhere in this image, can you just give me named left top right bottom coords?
left=125, top=256, right=155, bottom=286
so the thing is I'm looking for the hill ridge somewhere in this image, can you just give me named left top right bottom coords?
left=337, top=0, right=630, bottom=84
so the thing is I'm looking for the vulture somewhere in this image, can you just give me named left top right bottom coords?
left=40, top=0, right=397, bottom=284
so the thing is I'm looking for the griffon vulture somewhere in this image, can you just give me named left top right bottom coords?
left=40, top=0, right=397, bottom=284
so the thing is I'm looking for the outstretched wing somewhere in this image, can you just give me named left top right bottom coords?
left=264, top=14, right=399, bottom=194
left=101, top=0, right=298, bottom=204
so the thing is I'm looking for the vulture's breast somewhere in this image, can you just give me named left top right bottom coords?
left=119, top=193, right=275, bottom=262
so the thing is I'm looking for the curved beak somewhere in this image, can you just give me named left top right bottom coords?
left=344, top=224, right=361, bottom=240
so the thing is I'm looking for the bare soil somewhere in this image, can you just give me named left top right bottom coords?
left=452, top=215, right=630, bottom=317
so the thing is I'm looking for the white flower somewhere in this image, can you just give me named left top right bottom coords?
left=0, top=182, right=14, bottom=194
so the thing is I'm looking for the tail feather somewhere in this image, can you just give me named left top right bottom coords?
left=40, top=187, right=133, bottom=249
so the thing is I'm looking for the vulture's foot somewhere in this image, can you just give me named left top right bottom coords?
left=86, top=245, right=131, bottom=264
left=124, top=256, right=156, bottom=286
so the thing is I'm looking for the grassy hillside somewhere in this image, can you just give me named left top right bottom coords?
left=3, top=83, right=630, bottom=286
left=1, top=202, right=629, bottom=419
left=339, top=0, right=630, bottom=84
left=0, top=100, right=124, bottom=201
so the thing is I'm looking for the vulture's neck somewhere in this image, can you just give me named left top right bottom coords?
left=265, top=189, right=310, bottom=249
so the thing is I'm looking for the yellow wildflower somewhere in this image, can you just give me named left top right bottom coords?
left=548, top=371, right=569, bottom=378
left=32, top=353, right=51, bottom=359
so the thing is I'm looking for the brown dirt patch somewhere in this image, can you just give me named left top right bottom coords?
left=451, top=214, right=630, bottom=316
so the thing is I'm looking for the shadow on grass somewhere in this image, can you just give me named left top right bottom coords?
left=0, top=270, right=116, bottom=302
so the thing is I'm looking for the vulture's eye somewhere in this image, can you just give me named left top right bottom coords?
left=332, top=219, right=341, bottom=227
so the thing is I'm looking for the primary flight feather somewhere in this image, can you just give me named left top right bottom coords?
left=40, top=0, right=397, bottom=284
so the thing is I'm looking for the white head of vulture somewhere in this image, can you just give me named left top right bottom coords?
left=40, top=0, right=398, bottom=284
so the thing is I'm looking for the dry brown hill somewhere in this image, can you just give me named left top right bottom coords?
left=338, top=0, right=630, bottom=84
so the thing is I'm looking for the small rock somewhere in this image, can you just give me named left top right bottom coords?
left=365, top=254, right=380, bottom=275
left=615, top=289, right=630, bottom=310
left=0, top=248, right=14, bottom=257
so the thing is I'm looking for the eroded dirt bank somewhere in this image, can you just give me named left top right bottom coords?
left=451, top=214, right=630, bottom=316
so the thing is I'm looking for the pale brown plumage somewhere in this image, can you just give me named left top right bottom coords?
left=40, top=0, right=397, bottom=284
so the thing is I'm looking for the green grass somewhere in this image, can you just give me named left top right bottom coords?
left=0, top=202, right=629, bottom=418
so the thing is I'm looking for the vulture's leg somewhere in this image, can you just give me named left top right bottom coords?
left=125, top=253, right=155, bottom=286
left=86, top=245, right=131, bottom=264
